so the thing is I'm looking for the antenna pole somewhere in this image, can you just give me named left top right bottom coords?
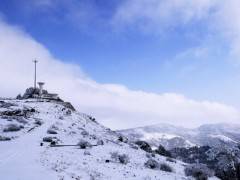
left=33, top=59, right=38, bottom=89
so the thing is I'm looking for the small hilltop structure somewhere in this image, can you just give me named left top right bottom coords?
left=17, top=60, right=61, bottom=101
left=16, top=60, right=76, bottom=111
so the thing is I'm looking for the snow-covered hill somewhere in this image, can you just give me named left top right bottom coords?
left=118, top=123, right=240, bottom=150
left=0, top=99, right=207, bottom=180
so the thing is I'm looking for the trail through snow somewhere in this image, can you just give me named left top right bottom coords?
left=0, top=117, right=58, bottom=180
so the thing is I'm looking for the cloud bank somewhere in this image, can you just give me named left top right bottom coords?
left=0, top=20, right=239, bottom=130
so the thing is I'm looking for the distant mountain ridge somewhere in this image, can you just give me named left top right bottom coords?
left=118, top=123, right=240, bottom=150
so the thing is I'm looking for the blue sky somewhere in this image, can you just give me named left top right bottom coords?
left=1, top=0, right=239, bottom=106
left=0, top=0, right=240, bottom=128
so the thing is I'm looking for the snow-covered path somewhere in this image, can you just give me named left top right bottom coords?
left=0, top=119, right=58, bottom=180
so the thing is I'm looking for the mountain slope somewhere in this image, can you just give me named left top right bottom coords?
left=0, top=99, right=200, bottom=180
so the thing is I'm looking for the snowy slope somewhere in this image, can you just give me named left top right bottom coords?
left=0, top=99, right=200, bottom=180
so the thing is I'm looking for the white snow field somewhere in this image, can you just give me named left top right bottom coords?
left=0, top=99, right=219, bottom=180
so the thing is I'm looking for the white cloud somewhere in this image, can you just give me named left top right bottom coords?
left=0, top=20, right=239, bottom=130
left=114, top=0, right=240, bottom=59
left=113, top=0, right=217, bottom=31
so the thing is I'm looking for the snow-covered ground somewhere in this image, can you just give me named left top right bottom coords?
left=0, top=99, right=218, bottom=180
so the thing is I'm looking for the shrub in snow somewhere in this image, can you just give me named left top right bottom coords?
left=144, top=159, right=160, bottom=169
left=77, top=140, right=92, bottom=149
left=65, top=109, right=71, bottom=115
left=135, top=141, right=152, bottom=153
left=0, top=136, right=11, bottom=141
left=16, top=94, right=22, bottom=100
left=81, top=130, right=89, bottom=136
left=88, top=116, right=96, bottom=122
left=155, top=145, right=172, bottom=157
left=185, top=163, right=214, bottom=180
left=50, top=141, right=57, bottom=146
left=118, top=154, right=130, bottom=164
left=62, top=102, right=75, bottom=111
left=118, top=136, right=128, bottom=143
left=166, top=157, right=176, bottom=163
left=84, top=151, right=91, bottom=156
left=146, top=153, right=155, bottom=158
left=130, top=143, right=139, bottom=150
left=3, top=124, right=23, bottom=132
left=34, top=119, right=43, bottom=126
left=50, top=125, right=59, bottom=130
left=0, top=101, right=15, bottom=108
left=160, top=163, right=173, bottom=172
left=43, top=136, right=57, bottom=143
left=47, top=125, right=59, bottom=134
left=47, top=129, right=58, bottom=134
left=111, top=152, right=130, bottom=164
left=16, top=117, right=27, bottom=124
left=97, top=140, right=104, bottom=145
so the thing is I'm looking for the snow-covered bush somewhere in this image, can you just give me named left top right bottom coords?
left=135, top=141, right=152, bottom=153
left=111, top=152, right=130, bottom=164
left=185, top=163, right=214, bottom=180
left=160, top=163, right=173, bottom=172
left=3, top=124, right=23, bottom=132
left=144, top=159, right=160, bottom=169
left=77, top=140, right=92, bottom=149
